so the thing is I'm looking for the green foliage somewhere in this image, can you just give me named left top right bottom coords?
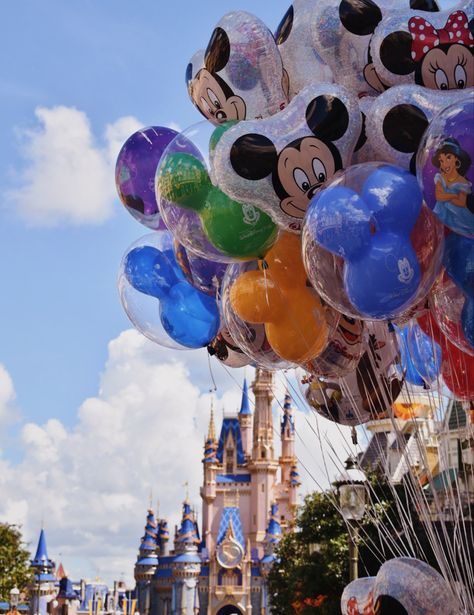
left=0, top=524, right=33, bottom=601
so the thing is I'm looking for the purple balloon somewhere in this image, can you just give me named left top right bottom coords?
left=115, top=126, right=178, bottom=230
left=174, top=242, right=227, bottom=296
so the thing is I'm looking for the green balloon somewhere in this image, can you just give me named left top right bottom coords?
left=201, top=187, right=278, bottom=259
left=156, top=152, right=210, bottom=211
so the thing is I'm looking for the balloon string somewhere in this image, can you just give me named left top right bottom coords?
left=207, top=352, right=217, bottom=393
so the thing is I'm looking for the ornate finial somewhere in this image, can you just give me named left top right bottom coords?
left=183, top=481, right=189, bottom=503
left=149, top=488, right=153, bottom=510
left=208, top=399, right=216, bottom=441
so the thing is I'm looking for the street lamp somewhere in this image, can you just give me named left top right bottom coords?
left=333, top=457, right=368, bottom=582
left=10, top=588, right=20, bottom=609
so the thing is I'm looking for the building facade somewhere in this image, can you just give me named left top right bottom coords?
left=134, top=369, right=300, bottom=615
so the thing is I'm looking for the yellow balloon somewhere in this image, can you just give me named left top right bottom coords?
left=230, top=233, right=328, bottom=363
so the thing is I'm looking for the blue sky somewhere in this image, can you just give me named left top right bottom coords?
left=0, top=0, right=356, bottom=583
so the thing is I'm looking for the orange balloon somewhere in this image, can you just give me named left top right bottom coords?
left=229, top=233, right=328, bottom=363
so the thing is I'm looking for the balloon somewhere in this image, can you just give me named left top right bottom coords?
left=341, top=577, right=375, bottom=615
left=228, top=233, right=330, bottom=363
left=302, top=321, right=404, bottom=426
left=115, top=126, right=178, bottom=229
left=370, top=7, right=474, bottom=91
left=173, top=242, right=227, bottom=296
left=417, top=96, right=474, bottom=237
left=418, top=309, right=474, bottom=399
left=310, top=0, right=440, bottom=97
left=118, top=233, right=220, bottom=349
left=274, top=0, right=333, bottom=100
left=303, top=163, right=425, bottom=319
left=212, top=83, right=362, bottom=232
left=155, top=123, right=277, bottom=262
left=372, top=557, right=458, bottom=614
left=365, top=85, right=470, bottom=173
left=221, top=261, right=294, bottom=371
left=395, top=323, right=441, bottom=387
left=441, top=232, right=474, bottom=349
left=207, top=327, right=251, bottom=368
left=305, top=313, right=366, bottom=378
left=185, top=11, right=288, bottom=124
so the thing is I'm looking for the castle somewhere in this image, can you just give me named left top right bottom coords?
left=133, top=369, right=301, bottom=615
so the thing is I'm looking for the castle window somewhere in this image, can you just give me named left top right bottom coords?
left=225, top=447, right=234, bottom=474
left=261, top=449, right=266, bottom=458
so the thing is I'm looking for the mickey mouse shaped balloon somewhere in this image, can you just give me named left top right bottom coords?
left=310, top=0, right=441, bottom=96
left=370, top=6, right=474, bottom=90
left=303, top=163, right=425, bottom=320
left=365, top=84, right=470, bottom=173
left=274, top=0, right=333, bottom=99
left=118, top=233, right=220, bottom=349
left=212, top=83, right=361, bottom=232
left=228, top=232, right=330, bottom=363
left=186, top=11, right=288, bottom=124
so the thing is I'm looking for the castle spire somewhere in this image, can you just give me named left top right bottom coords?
left=208, top=400, right=216, bottom=441
left=31, top=528, right=55, bottom=576
left=239, top=378, right=251, bottom=416
left=239, top=377, right=252, bottom=456
left=134, top=509, right=159, bottom=615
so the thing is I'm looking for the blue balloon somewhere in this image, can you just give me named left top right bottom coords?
left=396, top=324, right=441, bottom=387
left=307, top=165, right=422, bottom=318
left=443, top=233, right=474, bottom=350
left=124, top=246, right=220, bottom=348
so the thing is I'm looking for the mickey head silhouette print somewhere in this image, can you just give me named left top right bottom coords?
left=211, top=83, right=361, bottom=232
left=186, top=11, right=288, bottom=124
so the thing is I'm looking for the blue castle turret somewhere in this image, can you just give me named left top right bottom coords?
left=29, top=529, right=56, bottom=615
left=172, top=501, right=201, bottom=615
left=260, top=503, right=283, bottom=613
left=135, top=509, right=159, bottom=615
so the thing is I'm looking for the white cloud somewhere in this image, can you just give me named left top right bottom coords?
left=0, top=364, right=17, bottom=431
left=6, top=106, right=143, bottom=226
left=0, top=330, right=352, bottom=585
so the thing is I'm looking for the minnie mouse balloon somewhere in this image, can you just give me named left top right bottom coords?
left=115, top=126, right=178, bottom=229
left=370, top=6, right=474, bottom=91
left=417, top=95, right=474, bottom=237
left=185, top=11, right=288, bottom=124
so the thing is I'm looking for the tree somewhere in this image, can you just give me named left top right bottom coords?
left=0, top=524, right=33, bottom=601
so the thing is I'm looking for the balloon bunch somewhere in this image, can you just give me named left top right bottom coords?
left=115, top=1, right=473, bottom=414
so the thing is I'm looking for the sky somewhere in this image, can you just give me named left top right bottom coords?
left=0, top=0, right=356, bottom=584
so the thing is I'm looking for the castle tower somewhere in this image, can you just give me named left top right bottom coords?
left=172, top=501, right=201, bottom=615
left=201, top=403, right=218, bottom=553
left=238, top=378, right=252, bottom=456
left=158, top=520, right=170, bottom=557
left=279, top=392, right=296, bottom=484
left=249, top=369, right=279, bottom=549
left=135, top=509, right=159, bottom=615
left=29, top=529, right=56, bottom=615
left=50, top=578, right=80, bottom=615
left=260, top=503, right=283, bottom=615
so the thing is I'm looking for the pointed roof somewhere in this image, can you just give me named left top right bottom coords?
left=281, top=392, right=295, bottom=436
left=239, top=379, right=251, bottom=415
left=136, top=509, right=158, bottom=567
left=264, top=503, right=282, bottom=545
left=57, top=577, right=79, bottom=600
left=31, top=529, right=55, bottom=571
left=158, top=519, right=169, bottom=544
left=290, top=464, right=301, bottom=487
left=217, top=418, right=245, bottom=465
left=56, top=562, right=67, bottom=580
left=176, top=501, right=200, bottom=545
left=203, top=403, right=218, bottom=464
left=208, top=402, right=217, bottom=440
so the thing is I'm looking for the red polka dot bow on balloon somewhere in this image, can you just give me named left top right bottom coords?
left=408, top=11, right=474, bottom=62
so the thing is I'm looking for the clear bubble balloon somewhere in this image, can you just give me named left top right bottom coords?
left=155, top=121, right=278, bottom=262
left=118, top=232, right=220, bottom=350
left=302, top=162, right=444, bottom=320
left=207, top=326, right=252, bottom=369
left=173, top=241, right=227, bottom=297
left=115, top=126, right=178, bottom=229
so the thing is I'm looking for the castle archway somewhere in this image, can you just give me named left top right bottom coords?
left=216, top=606, right=243, bottom=615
